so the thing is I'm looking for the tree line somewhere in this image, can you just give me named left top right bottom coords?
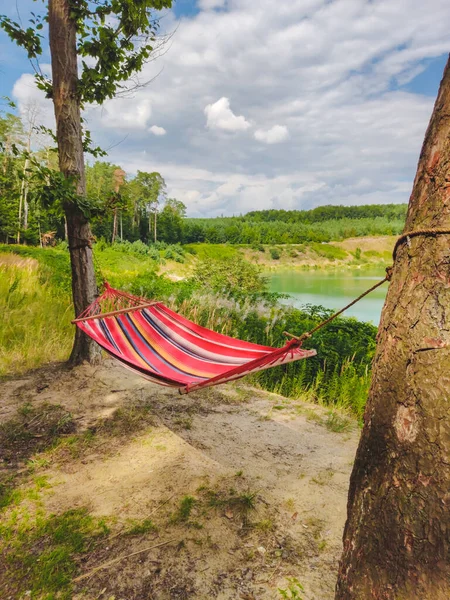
left=0, top=110, right=406, bottom=249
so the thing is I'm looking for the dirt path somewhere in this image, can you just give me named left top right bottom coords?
left=0, top=361, right=359, bottom=599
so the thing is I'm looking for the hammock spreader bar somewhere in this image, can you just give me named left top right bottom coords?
left=72, top=283, right=316, bottom=394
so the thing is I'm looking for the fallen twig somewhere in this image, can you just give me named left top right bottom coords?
left=73, top=538, right=177, bottom=582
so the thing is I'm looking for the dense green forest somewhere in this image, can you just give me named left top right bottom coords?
left=1, top=109, right=407, bottom=247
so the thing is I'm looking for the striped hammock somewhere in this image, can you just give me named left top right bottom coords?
left=73, top=283, right=316, bottom=394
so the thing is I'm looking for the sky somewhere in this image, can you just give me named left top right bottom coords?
left=0, top=0, right=449, bottom=217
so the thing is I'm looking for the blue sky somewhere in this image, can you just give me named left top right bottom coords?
left=1, top=0, right=449, bottom=216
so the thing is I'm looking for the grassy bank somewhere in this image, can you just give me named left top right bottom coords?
left=0, top=244, right=376, bottom=418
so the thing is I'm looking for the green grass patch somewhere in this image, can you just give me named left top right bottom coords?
left=1, top=506, right=109, bottom=599
left=124, top=518, right=156, bottom=536
left=183, top=243, right=240, bottom=261
left=171, top=495, right=197, bottom=523
left=309, top=243, right=348, bottom=261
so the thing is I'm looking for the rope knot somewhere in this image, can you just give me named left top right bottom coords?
left=385, top=266, right=394, bottom=281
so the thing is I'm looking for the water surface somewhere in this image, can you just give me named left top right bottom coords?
left=268, top=268, right=388, bottom=324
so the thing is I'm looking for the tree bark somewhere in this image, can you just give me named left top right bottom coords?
left=336, top=55, right=450, bottom=600
left=48, top=0, right=100, bottom=365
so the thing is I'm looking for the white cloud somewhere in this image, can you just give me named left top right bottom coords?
left=98, top=96, right=152, bottom=130
left=198, top=0, right=226, bottom=9
left=204, top=97, right=251, bottom=132
left=254, top=125, right=289, bottom=144
left=149, top=125, right=167, bottom=136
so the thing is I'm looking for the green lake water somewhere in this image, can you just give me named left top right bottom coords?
left=268, top=268, right=388, bottom=324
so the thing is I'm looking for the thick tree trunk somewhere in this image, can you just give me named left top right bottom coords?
left=48, top=0, right=100, bottom=365
left=336, top=55, right=450, bottom=600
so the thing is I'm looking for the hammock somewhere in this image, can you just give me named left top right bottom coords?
left=72, top=283, right=316, bottom=394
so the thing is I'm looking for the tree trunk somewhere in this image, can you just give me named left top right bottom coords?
left=48, top=0, right=100, bottom=365
left=112, top=207, right=118, bottom=243
left=336, top=55, right=450, bottom=600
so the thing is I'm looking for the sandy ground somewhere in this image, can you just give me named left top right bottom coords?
left=0, top=360, right=359, bottom=600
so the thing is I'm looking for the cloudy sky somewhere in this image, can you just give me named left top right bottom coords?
left=1, top=0, right=449, bottom=216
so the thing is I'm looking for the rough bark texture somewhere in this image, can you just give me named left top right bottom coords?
left=335, top=56, right=450, bottom=600
left=48, top=0, right=100, bottom=365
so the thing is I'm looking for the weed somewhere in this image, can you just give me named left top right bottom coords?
left=284, top=498, right=296, bottom=511
left=254, top=519, right=274, bottom=532
left=97, top=405, right=156, bottom=436
left=235, top=470, right=243, bottom=477
left=324, top=411, right=353, bottom=433
left=304, top=516, right=325, bottom=539
left=173, top=416, right=193, bottom=430
left=125, top=518, right=156, bottom=536
left=26, top=456, right=51, bottom=473
left=278, top=577, right=304, bottom=599
left=171, top=495, right=197, bottom=523
left=205, top=488, right=257, bottom=522
left=311, top=469, right=335, bottom=486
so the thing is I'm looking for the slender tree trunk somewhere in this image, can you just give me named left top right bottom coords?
left=336, top=55, right=450, bottom=600
left=112, top=207, right=118, bottom=243
left=48, top=0, right=100, bottom=365
left=154, top=208, right=157, bottom=243
left=17, top=187, right=22, bottom=244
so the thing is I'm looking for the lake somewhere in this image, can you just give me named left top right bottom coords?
left=268, top=268, right=388, bottom=324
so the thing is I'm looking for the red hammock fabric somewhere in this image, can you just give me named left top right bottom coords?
left=73, top=284, right=316, bottom=394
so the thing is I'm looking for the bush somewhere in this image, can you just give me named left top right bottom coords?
left=147, top=246, right=160, bottom=261
left=193, top=256, right=269, bottom=300
left=270, top=248, right=281, bottom=260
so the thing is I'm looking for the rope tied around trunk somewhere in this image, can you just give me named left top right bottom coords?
left=284, top=228, right=450, bottom=344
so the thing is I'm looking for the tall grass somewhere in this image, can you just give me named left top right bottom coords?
left=0, top=256, right=73, bottom=376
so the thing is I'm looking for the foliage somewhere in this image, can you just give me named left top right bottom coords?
left=1, top=1, right=173, bottom=104
left=192, top=255, right=271, bottom=302
left=270, top=247, right=281, bottom=260
left=278, top=578, right=305, bottom=599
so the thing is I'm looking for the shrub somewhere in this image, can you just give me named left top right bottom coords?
left=270, top=248, right=281, bottom=260
left=193, top=256, right=268, bottom=299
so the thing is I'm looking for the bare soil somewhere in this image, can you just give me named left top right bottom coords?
left=0, top=360, right=359, bottom=599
